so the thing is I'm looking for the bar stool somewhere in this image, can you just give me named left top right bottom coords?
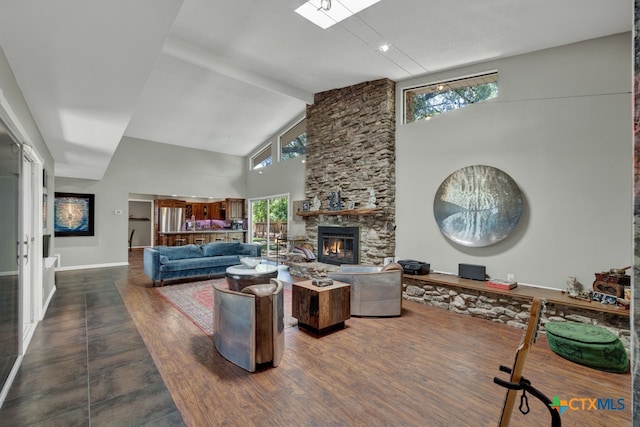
left=174, top=238, right=186, bottom=246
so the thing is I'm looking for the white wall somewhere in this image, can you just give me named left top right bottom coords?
left=55, top=136, right=246, bottom=269
left=395, top=33, right=632, bottom=290
left=245, top=114, right=307, bottom=236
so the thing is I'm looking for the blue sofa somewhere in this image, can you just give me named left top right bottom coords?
left=143, top=242, right=261, bottom=286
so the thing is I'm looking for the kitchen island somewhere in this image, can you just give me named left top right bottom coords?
left=157, top=230, right=247, bottom=246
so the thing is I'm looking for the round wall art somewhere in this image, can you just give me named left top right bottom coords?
left=433, top=165, right=523, bottom=247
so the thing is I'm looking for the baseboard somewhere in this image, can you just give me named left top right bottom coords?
left=42, top=285, right=56, bottom=318
left=56, top=261, right=129, bottom=272
left=0, top=354, right=23, bottom=409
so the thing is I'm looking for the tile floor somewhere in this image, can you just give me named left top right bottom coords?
left=0, top=266, right=183, bottom=426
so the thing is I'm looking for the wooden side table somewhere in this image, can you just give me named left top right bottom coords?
left=292, top=280, right=351, bottom=334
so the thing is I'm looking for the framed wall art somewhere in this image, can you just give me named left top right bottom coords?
left=54, top=192, right=95, bottom=237
left=433, top=165, right=523, bottom=247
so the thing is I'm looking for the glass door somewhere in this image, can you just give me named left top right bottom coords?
left=0, top=120, right=20, bottom=395
left=21, top=144, right=43, bottom=344
left=249, top=195, right=289, bottom=258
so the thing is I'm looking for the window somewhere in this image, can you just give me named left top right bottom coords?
left=404, top=72, right=498, bottom=123
left=251, top=144, right=272, bottom=170
left=279, top=118, right=307, bottom=161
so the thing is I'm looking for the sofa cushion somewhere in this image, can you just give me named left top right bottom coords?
left=202, top=242, right=241, bottom=257
left=159, top=255, right=240, bottom=272
left=156, top=244, right=203, bottom=260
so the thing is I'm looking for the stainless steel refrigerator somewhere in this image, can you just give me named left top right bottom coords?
left=158, top=207, right=185, bottom=232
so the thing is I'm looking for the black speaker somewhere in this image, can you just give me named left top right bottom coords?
left=398, top=260, right=430, bottom=275
left=458, top=263, right=486, bottom=281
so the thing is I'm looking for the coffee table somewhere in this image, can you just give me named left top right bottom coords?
left=292, top=279, right=351, bottom=334
left=225, top=264, right=278, bottom=291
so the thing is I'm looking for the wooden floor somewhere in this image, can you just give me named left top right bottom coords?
left=3, top=250, right=633, bottom=426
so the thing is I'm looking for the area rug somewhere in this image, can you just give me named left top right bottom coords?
left=154, top=278, right=296, bottom=336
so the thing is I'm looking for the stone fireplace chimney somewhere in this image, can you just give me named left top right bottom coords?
left=302, top=78, right=396, bottom=265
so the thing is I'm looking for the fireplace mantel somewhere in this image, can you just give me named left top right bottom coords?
left=297, top=208, right=385, bottom=217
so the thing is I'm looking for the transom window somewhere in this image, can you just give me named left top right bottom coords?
left=251, top=144, right=272, bottom=170
left=404, top=72, right=498, bottom=123
left=279, top=118, right=307, bottom=161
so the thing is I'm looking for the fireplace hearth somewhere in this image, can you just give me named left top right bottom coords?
left=317, top=226, right=360, bottom=266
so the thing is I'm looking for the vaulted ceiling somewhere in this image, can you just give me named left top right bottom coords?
left=0, top=0, right=630, bottom=180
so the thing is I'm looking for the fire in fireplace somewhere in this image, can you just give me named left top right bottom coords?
left=317, top=226, right=360, bottom=266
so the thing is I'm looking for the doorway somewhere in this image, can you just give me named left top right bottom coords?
left=128, top=200, right=153, bottom=250
left=0, top=102, right=44, bottom=407
left=249, top=194, right=289, bottom=257
left=20, top=144, right=43, bottom=349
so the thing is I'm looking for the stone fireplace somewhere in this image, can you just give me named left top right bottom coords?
left=317, top=226, right=360, bottom=265
left=301, top=78, right=396, bottom=266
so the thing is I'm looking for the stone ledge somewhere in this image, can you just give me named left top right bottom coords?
left=404, top=273, right=629, bottom=317
left=288, top=261, right=340, bottom=279
left=403, top=278, right=630, bottom=352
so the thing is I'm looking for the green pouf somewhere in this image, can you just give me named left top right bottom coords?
left=545, top=322, right=628, bottom=373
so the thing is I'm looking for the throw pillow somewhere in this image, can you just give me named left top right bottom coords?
left=295, top=246, right=315, bottom=261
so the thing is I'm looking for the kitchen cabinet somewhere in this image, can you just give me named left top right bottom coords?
left=192, top=203, right=204, bottom=220
left=227, top=232, right=245, bottom=242
left=185, top=202, right=211, bottom=220
left=209, top=201, right=224, bottom=220
left=155, top=199, right=185, bottom=208
left=226, top=198, right=245, bottom=219
left=157, top=231, right=247, bottom=245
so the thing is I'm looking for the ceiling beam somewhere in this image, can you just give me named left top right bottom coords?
left=163, top=36, right=315, bottom=105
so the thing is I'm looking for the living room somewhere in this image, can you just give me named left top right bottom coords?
left=51, top=32, right=632, bottom=289
left=49, top=30, right=640, bottom=425
left=0, top=1, right=636, bottom=425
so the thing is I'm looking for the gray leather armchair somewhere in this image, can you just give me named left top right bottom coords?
left=212, top=278, right=284, bottom=372
left=328, top=262, right=404, bottom=317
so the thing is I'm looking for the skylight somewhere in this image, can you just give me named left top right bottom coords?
left=295, top=0, right=381, bottom=30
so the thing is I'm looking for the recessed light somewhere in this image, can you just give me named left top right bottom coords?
left=378, top=44, right=391, bottom=53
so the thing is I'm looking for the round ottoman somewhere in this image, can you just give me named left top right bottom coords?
left=225, top=264, right=278, bottom=291
left=545, top=322, right=628, bottom=373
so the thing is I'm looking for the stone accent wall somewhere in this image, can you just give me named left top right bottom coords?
left=303, top=79, right=396, bottom=265
left=404, top=280, right=631, bottom=352
left=288, top=261, right=340, bottom=279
